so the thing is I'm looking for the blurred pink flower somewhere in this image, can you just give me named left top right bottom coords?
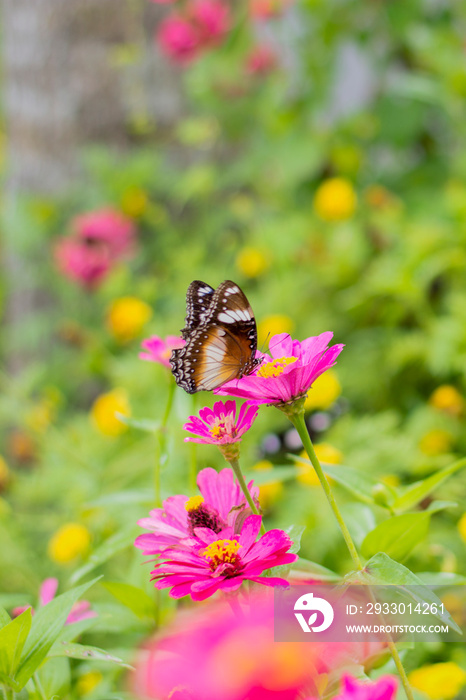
left=183, top=399, right=259, bottom=445
left=152, top=514, right=297, bottom=600
left=250, top=0, right=293, bottom=19
left=332, top=674, right=398, bottom=700
left=55, top=207, right=136, bottom=289
left=72, top=208, right=136, bottom=259
left=55, top=236, right=111, bottom=289
left=12, top=578, right=96, bottom=625
left=134, top=593, right=379, bottom=700
left=157, top=13, right=201, bottom=64
left=135, top=467, right=259, bottom=556
left=246, top=44, right=277, bottom=74
left=216, top=332, right=344, bottom=406
left=140, top=335, right=185, bottom=368
left=191, top=0, right=231, bottom=45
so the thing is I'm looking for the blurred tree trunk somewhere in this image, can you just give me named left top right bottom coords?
left=1, top=0, right=184, bottom=371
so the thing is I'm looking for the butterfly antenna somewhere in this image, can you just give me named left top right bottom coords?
left=259, top=332, right=271, bottom=354
left=266, top=332, right=292, bottom=354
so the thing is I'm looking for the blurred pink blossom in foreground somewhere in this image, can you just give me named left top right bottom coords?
left=133, top=593, right=395, bottom=700
left=12, top=578, right=96, bottom=625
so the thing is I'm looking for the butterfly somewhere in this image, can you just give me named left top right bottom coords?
left=170, top=280, right=261, bottom=393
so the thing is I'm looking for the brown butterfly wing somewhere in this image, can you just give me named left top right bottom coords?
left=171, top=281, right=258, bottom=394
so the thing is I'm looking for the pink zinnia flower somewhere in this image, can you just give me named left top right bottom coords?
left=157, top=13, right=201, bottom=64
left=12, top=578, right=96, bottom=625
left=72, top=208, right=136, bottom=259
left=216, top=332, right=344, bottom=406
left=190, top=0, right=231, bottom=46
left=140, top=335, right=185, bottom=368
left=55, top=236, right=111, bottom=289
left=135, top=467, right=259, bottom=556
left=183, top=400, right=258, bottom=445
left=246, top=44, right=278, bottom=75
left=151, top=514, right=297, bottom=600
left=332, top=674, right=398, bottom=700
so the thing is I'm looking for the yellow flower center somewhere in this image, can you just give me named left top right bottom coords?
left=185, top=495, right=204, bottom=512
left=209, top=413, right=236, bottom=440
left=256, top=356, right=297, bottom=378
left=203, top=539, right=241, bottom=568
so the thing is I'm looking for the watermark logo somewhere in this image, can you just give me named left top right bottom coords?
left=294, top=592, right=334, bottom=633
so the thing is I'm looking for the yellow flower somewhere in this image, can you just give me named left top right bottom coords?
left=429, top=385, right=464, bottom=417
left=0, top=456, right=10, bottom=491
left=458, top=513, right=466, bottom=544
left=253, top=460, right=283, bottom=510
left=236, top=247, right=269, bottom=279
left=76, top=671, right=103, bottom=696
left=107, top=297, right=152, bottom=343
left=91, top=388, right=130, bottom=437
left=313, top=177, right=357, bottom=222
left=408, top=662, right=466, bottom=700
left=297, top=443, right=343, bottom=486
left=257, top=315, right=295, bottom=348
left=48, top=522, right=91, bottom=564
left=419, top=429, right=453, bottom=456
left=120, top=187, right=148, bottom=218
left=304, top=370, right=341, bottom=411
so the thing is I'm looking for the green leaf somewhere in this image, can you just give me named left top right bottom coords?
left=101, top=582, right=155, bottom=620
left=49, top=642, right=133, bottom=669
left=0, top=607, right=11, bottom=630
left=285, top=525, right=305, bottom=555
left=14, top=577, right=100, bottom=690
left=417, top=572, right=466, bottom=587
left=362, top=553, right=461, bottom=633
left=70, top=527, right=139, bottom=584
left=361, top=513, right=427, bottom=561
left=391, top=457, right=466, bottom=513
left=361, top=503, right=451, bottom=561
left=0, top=608, right=32, bottom=677
left=291, top=558, right=340, bottom=582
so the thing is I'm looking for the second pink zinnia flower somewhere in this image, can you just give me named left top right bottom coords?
left=183, top=399, right=258, bottom=445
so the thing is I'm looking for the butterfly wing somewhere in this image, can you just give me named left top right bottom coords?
left=181, top=280, right=215, bottom=339
left=171, top=280, right=259, bottom=393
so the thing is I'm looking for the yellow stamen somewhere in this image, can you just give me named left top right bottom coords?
left=203, top=539, right=241, bottom=564
left=257, top=356, right=297, bottom=379
left=185, top=495, right=204, bottom=512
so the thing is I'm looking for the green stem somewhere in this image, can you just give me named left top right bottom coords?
left=386, top=639, right=414, bottom=700
left=290, top=410, right=413, bottom=700
left=155, top=378, right=176, bottom=507
left=189, top=394, right=198, bottom=493
left=291, top=411, right=361, bottom=569
left=229, top=458, right=266, bottom=535
left=2, top=687, right=14, bottom=700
